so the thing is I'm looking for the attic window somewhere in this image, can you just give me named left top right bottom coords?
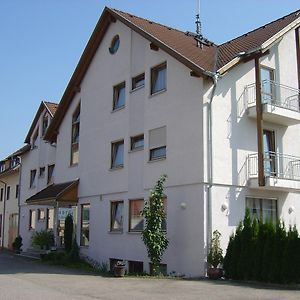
left=109, top=35, right=120, bottom=54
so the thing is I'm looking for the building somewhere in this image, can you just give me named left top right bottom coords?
left=0, top=146, right=29, bottom=249
left=19, top=7, right=300, bottom=277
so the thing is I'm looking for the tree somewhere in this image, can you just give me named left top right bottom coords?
left=142, top=174, right=169, bottom=275
left=64, top=214, right=73, bottom=252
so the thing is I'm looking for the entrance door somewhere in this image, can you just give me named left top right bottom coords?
left=263, top=130, right=276, bottom=176
left=8, top=214, right=18, bottom=249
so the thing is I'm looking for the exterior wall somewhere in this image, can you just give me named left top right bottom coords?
left=0, top=169, right=20, bottom=248
left=19, top=108, right=56, bottom=251
left=205, top=28, right=300, bottom=250
left=54, top=20, right=206, bottom=276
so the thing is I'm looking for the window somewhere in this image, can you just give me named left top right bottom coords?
left=128, top=261, right=144, bottom=274
left=111, top=140, right=124, bottom=169
left=6, top=186, right=10, bottom=200
left=149, top=126, right=166, bottom=161
left=38, top=209, right=45, bottom=221
left=109, top=35, right=120, bottom=54
left=113, top=82, right=125, bottom=110
left=39, top=167, right=45, bottom=178
left=80, top=204, right=90, bottom=246
left=15, top=184, right=19, bottom=199
left=0, top=163, right=5, bottom=173
left=129, top=199, right=144, bottom=232
left=42, top=113, right=48, bottom=136
left=32, top=128, right=39, bottom=148
left=47, top=165, right=55, bottom=184
left=30, top=170, right=37, bottom=188
left=29, top=210, right=36, bottom=230
left=132, top=73, right=145, bottom=90
left=0, top=188, right=3, bottom=202
left=110, top=201, right=124, bottom=232
left=71, top=105, right=80, bottom=165
left=46, top=208, right=54, bottom=229
left=131, top=134, right=144, bottom=151
left=10, top=158, right=19, bottom=168
left=246, top=197, right=277, bottom=223
left=151, top=62, right=167, bottom=95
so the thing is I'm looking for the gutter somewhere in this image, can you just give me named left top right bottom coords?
left=17, top=158, right=22, bottom=238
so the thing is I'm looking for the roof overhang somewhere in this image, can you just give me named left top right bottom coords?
left=26, top=180, right=79, bottom=206
left=218, top=16, right=300, bottom=75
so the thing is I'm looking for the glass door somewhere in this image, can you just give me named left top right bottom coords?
left=263, top=129, right=276, bottom=176
left=261, top=67, right=275, bottom=104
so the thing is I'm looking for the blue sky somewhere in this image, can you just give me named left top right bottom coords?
left=0, top=0, right=299, bottom=159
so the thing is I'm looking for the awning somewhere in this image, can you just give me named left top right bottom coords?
left=26, top=180, right=79, bottom=206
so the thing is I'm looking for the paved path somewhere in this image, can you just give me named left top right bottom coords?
left=0, top=251, right=299, bottom=300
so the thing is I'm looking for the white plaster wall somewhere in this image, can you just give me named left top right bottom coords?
left=19, top=108, right=56, bottom=251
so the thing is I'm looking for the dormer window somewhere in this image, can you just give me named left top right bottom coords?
left=0, top=163, right=5, bottom=173
left=32, top=128, right=39, bottom=149
left=42, top=113, right=49, bottom=136
left=71, top=104, right=80, bottom=165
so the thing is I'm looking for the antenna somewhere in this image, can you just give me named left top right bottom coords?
left=195, top=0, right=203, bottom=48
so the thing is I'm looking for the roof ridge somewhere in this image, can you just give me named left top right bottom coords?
left=111, top=8, right=191, bottom=36
left=218, top=9, right=300, bottom=47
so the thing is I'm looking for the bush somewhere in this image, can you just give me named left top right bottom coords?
left=31, top=230, right=54, bottom=250
left=207, top=230, right=223, bottom=268
left=223, top=212, right=300, bottom=283
left=12, top=236, right=23, bottom=252
left=68, top=237, right=80, bottom=262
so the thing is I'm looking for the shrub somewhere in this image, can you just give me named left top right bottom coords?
left=207, top=230, right=223, bottom=268
left=31, top=230, right=54, bottom=250
left=12, top=236, right=23, bottom=252
left=68, top=237, right=80, bottom=262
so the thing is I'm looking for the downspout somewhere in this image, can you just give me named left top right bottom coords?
left=0, top=179, right=7, bottom=248
left=206, top=72, right=219, bottom=262
left=17, top=157, right=22, bottom=237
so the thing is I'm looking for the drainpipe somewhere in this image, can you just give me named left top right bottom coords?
left=206, top=73, right=219, bottom=263
left=0, top=179, right=7, bottom=248
left=17, top=157, right=22, bottom=237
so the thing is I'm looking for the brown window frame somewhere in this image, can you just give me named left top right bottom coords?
left=70, top=104, right=80, bottom=166
left=132, top=73, right=145, bottom=91
left=129, top=199, right=144, bottom=232
left=111, top=140, right=124, bottom=169
left=32, top=128, right=39, bottom=149
left=110, top=201, right=124, bottom=232
left=130, top=134, right=144, bottom=151
left=42, top=113, right=49, bottom=137
left=150, top=62, right=167, bottom=95
left=47, top=164, right=55, bottom=185
left=113, top=82, right=126, bottom=111
left=30, top=170, right=37, bottom=188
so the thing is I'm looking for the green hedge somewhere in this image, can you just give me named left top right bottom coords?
left=223, top=209, right=300, bottom=283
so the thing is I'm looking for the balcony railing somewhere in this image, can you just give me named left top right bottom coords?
left=248, top=152, right=300, bottom=181
left=238, top=80, right=300, bottom=116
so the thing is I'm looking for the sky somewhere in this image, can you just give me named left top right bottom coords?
left=0, top=0, right=299, bottom=159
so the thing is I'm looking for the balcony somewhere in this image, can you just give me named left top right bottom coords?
left=239, top=80, right=300, bottom=126
left=247, top=152, right=300, bottom=191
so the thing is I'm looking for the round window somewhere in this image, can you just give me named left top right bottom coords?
left=109, top=35, right=120, bottom=54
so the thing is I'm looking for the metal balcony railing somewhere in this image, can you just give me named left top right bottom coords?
left=248, top=151, right=300, bottom=181
left=238, top=80, right=300, bottom=115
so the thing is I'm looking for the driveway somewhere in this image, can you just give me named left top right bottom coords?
left=0, top=251, right=299, bottom=300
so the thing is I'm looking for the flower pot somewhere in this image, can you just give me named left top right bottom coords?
left=114, top=265, right=126, bottom=277
left=207, top=267, right=223, bottom=280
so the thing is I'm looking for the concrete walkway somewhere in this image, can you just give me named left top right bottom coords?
left=0, top=251, right=299, bottom=300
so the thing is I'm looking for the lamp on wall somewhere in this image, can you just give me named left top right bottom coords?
left=180, top=202, right=187, bottom=209
left=288, top=206, right=295, bottom=214
left=221, top=203, right=228, bottom=212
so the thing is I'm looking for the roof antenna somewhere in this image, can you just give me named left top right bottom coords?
left=195, top=0, right=203, bottom=48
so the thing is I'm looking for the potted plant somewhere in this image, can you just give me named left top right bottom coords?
left=12, top=236, right=23, bottom=254
left=114, top=261, right=126, bottom=277
left=207, top=230, right=223, bottom=279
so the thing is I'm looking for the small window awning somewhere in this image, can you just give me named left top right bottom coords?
left=26, top=180, right=79, bottom=206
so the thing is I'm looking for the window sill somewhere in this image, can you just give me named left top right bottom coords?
left=129, top=147, right=144, bottom=153
left=111, top=106, right=125, bottom=113
left=110, top=165, right=124, bottom=171
left=130, top=85, right=144, bottom=93
left=148, top=157, right=166, bottom=163
left=150, top=88, right=167, bottom=98
left=69, top=163, right=78, bottom=168
left=108, top=230, right=123, bottom=234
left=127, top=231, right=142, bottom=235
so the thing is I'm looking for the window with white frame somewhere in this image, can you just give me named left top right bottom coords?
left=110, top=201, right=124, bottom=232
left=71, top=105, right=80, bottom=165
left=246, top=197, right=277, bottom=223
left=149, top=126, right=166, bottom=161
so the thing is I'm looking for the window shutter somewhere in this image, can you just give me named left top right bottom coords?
left=149, top=126, right=166, bottom=149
